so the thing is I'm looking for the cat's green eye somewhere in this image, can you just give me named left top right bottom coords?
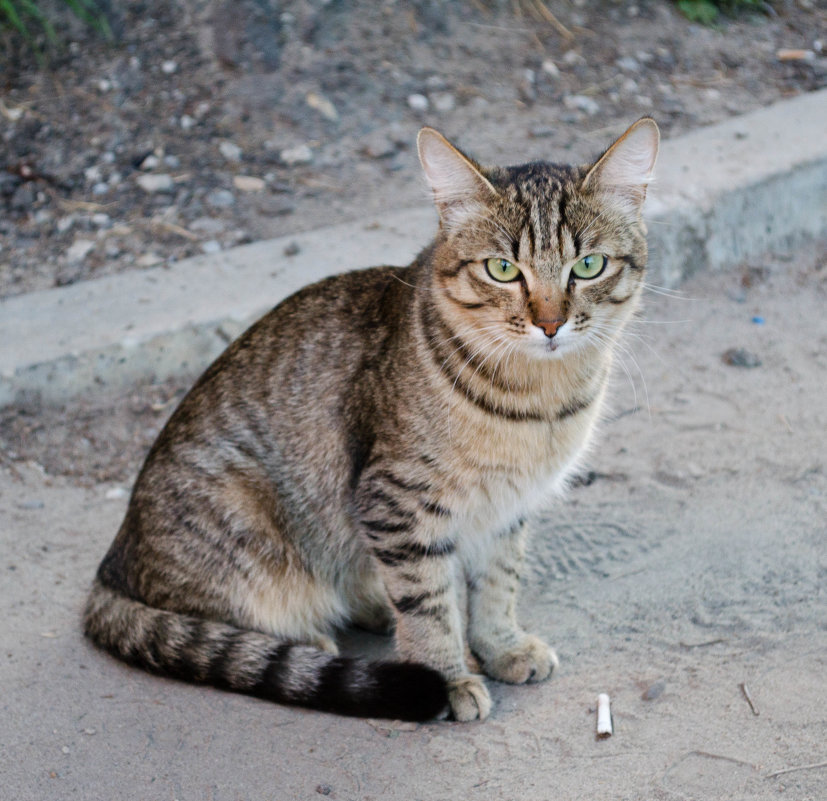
left=485, top=258, right=522, bottom=283
left=571, top=254, right=607, bottom=280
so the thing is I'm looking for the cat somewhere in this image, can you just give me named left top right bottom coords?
left=84, top=118, right=659, bottom=722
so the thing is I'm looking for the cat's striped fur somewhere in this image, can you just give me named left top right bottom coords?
left=84, top=120, right=659, bottom=721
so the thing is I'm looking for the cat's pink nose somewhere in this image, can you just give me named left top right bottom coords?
left=535, top=318, right=565, bottom=338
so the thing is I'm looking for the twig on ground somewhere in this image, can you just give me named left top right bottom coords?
left=739, top=682, right=760, bottom=716
left=765, top=761, right=827, bottom=779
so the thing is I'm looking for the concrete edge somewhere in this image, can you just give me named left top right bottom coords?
left=2, top=89, right=826, bottom=408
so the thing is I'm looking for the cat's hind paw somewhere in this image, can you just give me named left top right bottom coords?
left=483, top=634, right=558, bottom=685
left=447, top=675, right=492, bottom=722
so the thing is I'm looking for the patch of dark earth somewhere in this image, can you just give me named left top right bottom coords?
left=0, top=0, right=824, bottom=297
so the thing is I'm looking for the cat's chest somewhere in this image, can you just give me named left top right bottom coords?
left=448, top=406, right=598, bottom=533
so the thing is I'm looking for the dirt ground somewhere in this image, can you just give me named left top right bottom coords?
left=1, top=244, right=825, bottom=800
left=1, top=0, right=825, bottom=296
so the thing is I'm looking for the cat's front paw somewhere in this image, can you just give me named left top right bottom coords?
left=447, top=675, right=492, bottom=722
left=483, top=634, right=558, bottom=685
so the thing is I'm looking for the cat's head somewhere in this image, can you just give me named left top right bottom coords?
left=417, top=120, right=659, bottom=361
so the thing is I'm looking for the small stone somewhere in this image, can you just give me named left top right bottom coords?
left=279, top=144, right=313, bottom=166
left=219, top=141, right=243, bottom=163
left=431, top=92, right=456, bottom=113
left=83, top=728, right=97, bottom=736
left=92, top=182, right=110, bottom=196
left=136, top=173, right=174, bottom=193
left=541, top=59, right=560, bottom=78
left=61, top=746, right=70, bottom=755
left=722, top=348, right=762, bottom=368
left=91, top=213, right=110, bottom=227
left=97, top=78, right=112, bottom=92
left=201, top=240, right=222, bottom=254
left=180, top=115, right=196, bottom=130
left=642, top=680, right=666, bottom=700
left=136, top=253, right=163, bottom=267
left=10, top=183, right=36, bottom=210
left=189, top=216, right=225, bottom=235
left=564, top=94, right=600, bottom=116
left=17, top=499, right=45, bottom=510
left=57, top=216, right=75, bottom=234
left=163, top=155, right=181, bottom=169
left=139, top=154, right=160, bottom=170
left=616, top=56, right=640, bottom=72
left=361, top=131, right=397, bottom=159
left=161, top=60, right=178, bottom=74
left=84, top=165, right=103, bottom=183
left=66, top=239, right=95, bottom=263
left=206, top=188, right=236, bottom=208
left=233, top=175, right=266, bottom=192
left=407, top=93, right=429, bottom=112
left=283, top=241, right=300, bottom=256
left=104, top=487, right=129, bottom=500
left=305, top=91, right=339, bottom=122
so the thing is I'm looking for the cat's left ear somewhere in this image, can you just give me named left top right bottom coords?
left=581, top=118, right=659, bottom=216
left=417, top=127, right=499, bottom=229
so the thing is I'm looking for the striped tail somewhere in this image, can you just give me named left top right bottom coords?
left=83, top=580, right=448, bottom=721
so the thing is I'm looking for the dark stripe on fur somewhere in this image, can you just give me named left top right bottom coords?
left=84, top=581, right=447, bottom=721
left=556, top=393, right=596, bottom=420
left=421, top=499, right=452, bottom=518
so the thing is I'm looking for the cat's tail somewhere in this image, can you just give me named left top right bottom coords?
left=83, top=580, right=448, bottom=721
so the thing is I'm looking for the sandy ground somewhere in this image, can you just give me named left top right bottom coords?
left=1, top=239, right=825, bottom=799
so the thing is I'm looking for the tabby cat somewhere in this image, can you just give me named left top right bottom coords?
left=84, top=119, right=659, bottom=722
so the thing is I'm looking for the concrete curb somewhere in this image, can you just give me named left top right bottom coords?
left=2, top=89, right=825, bottom=408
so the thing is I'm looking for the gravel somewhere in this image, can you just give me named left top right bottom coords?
left=0, top=0, right=824, bottom=298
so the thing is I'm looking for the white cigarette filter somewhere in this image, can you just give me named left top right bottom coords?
left=597, top=693, right=613, bottom=737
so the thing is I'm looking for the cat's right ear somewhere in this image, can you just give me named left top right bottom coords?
left=417, top=127, right=499, bottom=230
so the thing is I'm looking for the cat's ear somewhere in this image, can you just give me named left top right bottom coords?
left=417, top=127, right=499, bottom=229
left=581, top=118, right=659, bottom=216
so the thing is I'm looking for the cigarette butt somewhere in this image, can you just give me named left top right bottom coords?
left=597, top=693, right=613, bottom=738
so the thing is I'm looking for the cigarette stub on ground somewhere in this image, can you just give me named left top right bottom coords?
left=597, top=693, right=613, bottom=738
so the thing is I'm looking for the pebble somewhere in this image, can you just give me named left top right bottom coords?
left=407, top=93, right=429, bottom=112
left=11, top=183, right=36, bottom=210
left=541, top=59, right=560, bottom=78
left=91, top=213, right=110, bottom=227
left=17, top=499, right=45, bottom=510
left=642, top=679, right=666, bottom=701
left=92, top=182, right=110, bottom=196
left=66, top=239, right=95, bottom=263
left=361, top=130, right=397, bottom=159
left=722, top=348, right=762, bottom=368
left=431, top=92, right=456, bottom=113
left=190, top=216, right=225, bottom=235
left=136, top=253, right=163, bottom=267
left=139, top=154, right=160, bottom=170
left=57, top=216, right=75, bottom=234
left=616, top=56, right=640, bottom=72
left=104, top=486, right=129, bottom=500
left=163, top=155, right=181, bottom=169
left=201, top=240, right=222, bottom=254
left=233, top=175, right=266, bottom=192
left=136, top=173, right=174, bottom=193
left=206, top=188, right=236, bottom=208
left=161, top=60, right=178, bottom=74
left=279, top=144, right=313, bottom=166
left=219, top=141, right=243, bottom=163
left=563, top=94, right=601, bottom=116
left=305, top=91, right=339, bottom=122
left=283, top=241, right=301, bottom=256
left=180, top=115, right=196, bottom=130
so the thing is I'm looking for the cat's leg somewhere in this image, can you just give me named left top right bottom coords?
left=380, top=549, right=491, bottom=721
left=466, top=520, right=558, bottom=684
